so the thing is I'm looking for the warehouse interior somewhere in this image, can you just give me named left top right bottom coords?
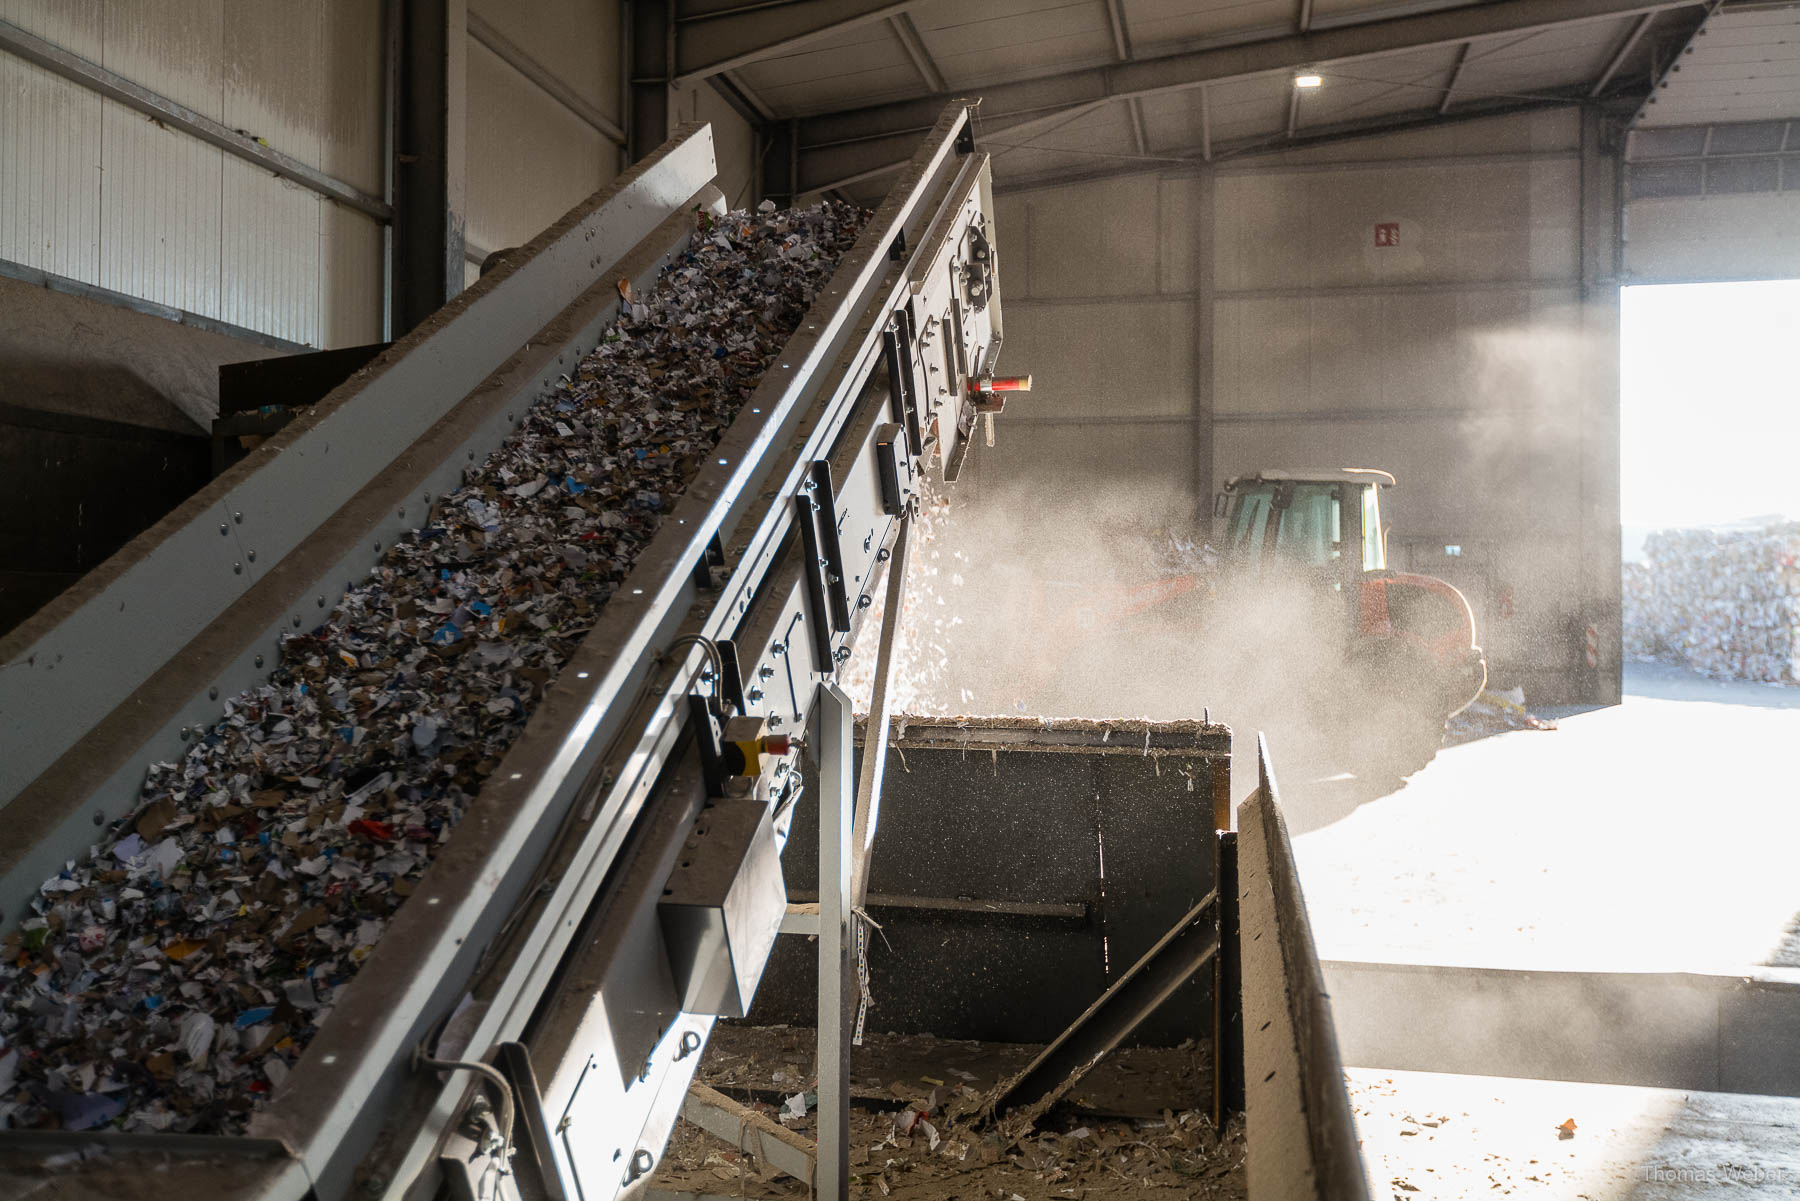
left=4, top=0, right=1800, bottom=1198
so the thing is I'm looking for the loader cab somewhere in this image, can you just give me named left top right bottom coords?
left=1217, top=469, right=1395, bottom=590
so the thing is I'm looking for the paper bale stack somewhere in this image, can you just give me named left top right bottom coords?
left=1624, top=523, right=1800, bottom=682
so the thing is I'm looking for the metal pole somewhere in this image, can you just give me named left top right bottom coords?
left=815, top=682, right=854, bottom=1200
left=849, top=517, right=910, bottom=908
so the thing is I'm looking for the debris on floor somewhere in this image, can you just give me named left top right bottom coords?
left=1625, top=522, right=1800, bottom=683
left=0, top=200, right=867, bottom=1136
left=656, top=1025, right=1244, bottom=1200
left=1444, top=689, right=1558, bottom=742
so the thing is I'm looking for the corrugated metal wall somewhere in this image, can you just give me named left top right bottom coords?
left=3, top=0, right=756, bottom=356
left=977, top=107, right=1620, bottom=703
left=0, top=0, right=384, bottom=350
left=465, top=0, right=618, bottom=264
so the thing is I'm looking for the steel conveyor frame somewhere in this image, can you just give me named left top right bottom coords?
left=0, top=104, right=1005, bottom=1201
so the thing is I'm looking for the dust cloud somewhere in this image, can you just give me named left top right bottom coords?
left=843, top=471, right=1429, bottom=813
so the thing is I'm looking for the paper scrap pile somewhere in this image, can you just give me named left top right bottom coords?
left=1623, top=522, right=1800, bottom=682
left=0, top=199, right=867, bottom=1135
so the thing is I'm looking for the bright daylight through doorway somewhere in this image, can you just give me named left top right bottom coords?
left=1621, top=279, right=1800, bottom=556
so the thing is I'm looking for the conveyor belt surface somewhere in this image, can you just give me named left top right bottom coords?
left=0, top=202, right=865, bottom=1137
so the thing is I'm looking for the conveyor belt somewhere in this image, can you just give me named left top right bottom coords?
left=0, top=202, right=867, bottom=1137
left=0, top=107, right=1007, bottom=1200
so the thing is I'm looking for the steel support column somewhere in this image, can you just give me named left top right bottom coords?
left=1192, top=167, right=1216, bottom=518
left=628, top=0, right=674, bottom=163
left=1579, top=104, right=1624, bottom=706
left=391, top=0, right=467, bottom=335
left=814, top=683, right=855, bottom=1200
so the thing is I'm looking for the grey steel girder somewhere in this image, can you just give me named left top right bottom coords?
left=791, top=0, right=1708, bottom=194
left=674, top=0, right=929, bottom=84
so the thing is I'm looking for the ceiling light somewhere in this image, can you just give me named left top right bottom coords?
left=1294, top=73, right=1323, bottom=89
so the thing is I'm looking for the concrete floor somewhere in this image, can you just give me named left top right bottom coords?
left=1284, top=662, right=1800, bottom=974
left=1348, top=1068, right=1800, bottom=1199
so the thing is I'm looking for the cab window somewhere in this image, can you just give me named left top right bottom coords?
left=1273, top=484, right=1341, bottom=567
left=1227, top=486, right=1275, bottom=560
left=1361, top=484, right=1386, bottom=571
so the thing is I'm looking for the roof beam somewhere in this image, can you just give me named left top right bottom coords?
left=993, top=95, right=1583, bottom=194
left=1590, top=11, right=1656, bottom=96
left=1631, top=0, right=1721, bottom=127
left=889, top=12, right=947, bottom=93
left=1100, top=0, right=1151, bottom=162
left=1299, top=0, right=1315, bottom=35
left=675, top=0, right=927, bottom=83
left=793, top=0, right=1704, bottom=190
left=1103, top=0, right=1134, bottom=60
left=1439, top=40, right=1471, bottom=114
left=468, top=11, right=625, bottom=144
left=1201, top=85, right=1212, bottom=160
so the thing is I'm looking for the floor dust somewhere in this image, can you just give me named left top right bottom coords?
left=651, top=1025, right=1246, bottom=1200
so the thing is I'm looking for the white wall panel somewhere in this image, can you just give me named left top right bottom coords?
left=675, top=81, right=754, bottom=209
left=322, top=0, right=385, bottom=195
left=98, top=98, right=222, bottom=318
left=100, top=0, right=224, bottom=120
left=465, top=36, right=606, bottom=256
left=1003, top=299, right=1194, bottom=418
left=319, top=205, right=383, bottom=349
left=0, top=0, right=103, bottom=56
left=223, top=0, right=323, bottom=171
left=1216, top=156, right=1580, bottom=292
left=0, top=53, right=101, bottom=279
left=3, top=0, right=388, bottom=349
left=470, top=0, right=615, bottom=116
left=221, top=158, right=320, bottom=346
left=1624, top=192, right=1800, bottom=282
left=1017, top=174, right=1162, bottom=297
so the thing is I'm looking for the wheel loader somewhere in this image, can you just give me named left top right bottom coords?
left=1214, top=468, right=1487, bottom=771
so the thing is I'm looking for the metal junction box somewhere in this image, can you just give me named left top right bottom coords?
left=658, top=797, right=787, bottom=1017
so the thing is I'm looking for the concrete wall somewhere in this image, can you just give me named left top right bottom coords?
left=977, top=106, right=1622, bottom=704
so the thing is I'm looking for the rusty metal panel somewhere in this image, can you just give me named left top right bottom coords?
left=220, top=157, right=320, bottom=347
left=466, top=34, right=606, bottom=255
left=98, top=97, right=223, bottom=318
left=0, top=52, right=101, bottom=280
left=99, top=0, right=224, bottom=120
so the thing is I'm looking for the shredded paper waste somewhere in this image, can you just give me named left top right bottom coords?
left=0, top=199, right=867, bottom=1135
left=1624, top=522, right=1800, bottom=683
